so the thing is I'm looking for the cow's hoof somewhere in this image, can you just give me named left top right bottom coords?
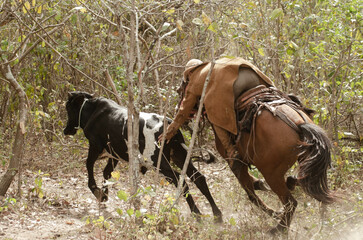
left=94, top=188, right=108, bottom=202
left=214, top=214, right=223, bottom=224
left=268, top=225, right=288, bottom=235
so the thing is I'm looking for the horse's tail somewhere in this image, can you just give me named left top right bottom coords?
left=297, top=123, right=335, bottom=204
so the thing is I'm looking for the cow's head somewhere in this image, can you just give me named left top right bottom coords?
left=63, top=91, right=93, bottom=135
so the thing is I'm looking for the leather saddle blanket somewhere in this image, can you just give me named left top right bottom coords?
left=234, top=85, right=313, bottom=141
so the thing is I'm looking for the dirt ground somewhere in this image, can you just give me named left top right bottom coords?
left=0, top=137, right=362, bottom=240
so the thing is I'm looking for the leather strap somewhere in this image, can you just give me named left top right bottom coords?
left=75, top=98, right=88, bottom=130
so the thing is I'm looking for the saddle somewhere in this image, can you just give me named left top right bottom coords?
left=234, top=85, right=313, bottom=142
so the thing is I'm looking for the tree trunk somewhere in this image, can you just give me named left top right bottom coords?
left=175, top=31, right=215, bottom=203
left=117, top=0, right=140, bottom=202
left=129, top=5, right=139, bottom=201
left=0, top=65, right=27, bottom=196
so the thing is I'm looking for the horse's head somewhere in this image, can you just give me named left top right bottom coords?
left=63, top=91, right=93, bottom=135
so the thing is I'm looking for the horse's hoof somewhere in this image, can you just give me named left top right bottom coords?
left=272, top=210, right=284, bottom=220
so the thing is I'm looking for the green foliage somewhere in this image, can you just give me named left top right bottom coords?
left=84, top=215, right=111, bottom=230
left=0, top=197, right=17, bottom=213
left=229, top=217, right=236, bottom=226
left=0, top=1, right=361, bottom=237
left=31, top=170, right=49, bottom=199
left=117, top=189, right=128, bottom=201
left=1, top=0, right=359, bottom=144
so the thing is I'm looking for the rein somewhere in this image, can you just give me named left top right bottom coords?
left=75, top=98, right=88, bottom=130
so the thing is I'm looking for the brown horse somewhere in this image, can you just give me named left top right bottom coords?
left=215, top=86, right=335, bottom=233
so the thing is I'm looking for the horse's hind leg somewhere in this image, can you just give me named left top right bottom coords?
left=229, top=160, right=275, bottom=217
left=264, top=174, right=297, bottom=233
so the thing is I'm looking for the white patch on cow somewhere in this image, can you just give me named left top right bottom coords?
left=139, top=112, right=164, bottom=169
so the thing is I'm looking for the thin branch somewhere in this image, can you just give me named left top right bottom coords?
left=81, top=1, right=117, bottom=27
left=160, top=28, right=177, bottom=41
left=100, top=0, right=115, bottom=15
left=147, top=43, right=208, bottom=73
left=8, top=10, right=114, bottom=95
left=37, top=33, right=115, bottom=95
left=175, top=56, right=216, bottom=205
left=3, top=13, right=73, bottom=65
left=39, top=13, right=57, bottom=25
left=0, top=77, right=10, bottom=84
left=143, top=19, right=157, bottom=33
left=137, top=19, right=167, bottom=104
left=104, top=69, right=124, bottom=105
left=24, top=5, right=58, bottom=46
left=155, top=59, right=176, bottom=184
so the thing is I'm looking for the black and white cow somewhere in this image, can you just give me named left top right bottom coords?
left=63, top=91, right=222, bottom=221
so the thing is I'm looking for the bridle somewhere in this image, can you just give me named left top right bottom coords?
left=75, top=98, right=88, bottom=130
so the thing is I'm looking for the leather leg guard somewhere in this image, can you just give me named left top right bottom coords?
left=213, top=125, right=239, bottom=168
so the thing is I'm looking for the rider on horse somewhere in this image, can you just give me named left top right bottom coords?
left=163, top=57, right=274, bottom=163
left=161, top=57, right=334, bottom=232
